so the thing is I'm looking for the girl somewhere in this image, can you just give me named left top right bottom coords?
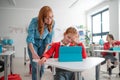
left=39, top=27, right=87, bottom=80
left=101, top=34, right=120, bottom=76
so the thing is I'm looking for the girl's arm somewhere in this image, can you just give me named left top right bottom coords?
left=78, top=43, right=87, bottom=59
left=39, top=43, right=57, bottom=64
left=113, top=40, right=120, bottom=45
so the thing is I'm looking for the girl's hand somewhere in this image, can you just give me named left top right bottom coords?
left=71, top=35, right=79, bottom=45
left=38, top=57, right=47, bottom=64
left=112, top=40, right=117, bottom=44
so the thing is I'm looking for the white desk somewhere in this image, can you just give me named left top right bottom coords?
left=94, top=49, right=120, bottom=77
left=91, top=46, right=103, bottom=56
left=94, top=50, right=120, bottom=53
left=0, top=50, right=15, bottom=80
left=33, top=57, right=105, bottom=80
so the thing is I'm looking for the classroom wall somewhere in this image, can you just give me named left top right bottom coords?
left=119, top=0, right=120, bottom=40
left=0, top=6, right=85, bottom=58
left=109, top=0, right=119, bottom=40
left=86, top=0, right=119, bottom=40
left=0, top=8, right=38, bottom=58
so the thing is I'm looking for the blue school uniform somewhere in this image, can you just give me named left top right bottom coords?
left=26, top=17, right=55, bottom=80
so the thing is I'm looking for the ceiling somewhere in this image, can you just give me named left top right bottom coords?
left=0, top=0, right=107, bottom=11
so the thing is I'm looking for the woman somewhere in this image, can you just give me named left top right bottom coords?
left=26, top=6, right=55, bottom=80
left=101, top=34, right=120, bottom=76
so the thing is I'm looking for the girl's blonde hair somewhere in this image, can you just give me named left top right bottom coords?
left=38, top=6, right=54, bottom=35
left=64, top=27, right=78, bottom=35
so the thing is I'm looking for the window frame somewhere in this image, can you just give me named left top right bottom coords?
left=91, top=8, right=109, bottom=43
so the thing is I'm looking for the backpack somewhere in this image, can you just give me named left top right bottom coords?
left=0, top=74, right=22, bottom=80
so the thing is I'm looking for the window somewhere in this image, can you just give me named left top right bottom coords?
left=91, top=8, right=109, bottom=43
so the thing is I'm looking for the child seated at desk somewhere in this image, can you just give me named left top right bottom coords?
left=39, top=27, right=87, bottom=80
left=101, top=34, right=120, bottom=77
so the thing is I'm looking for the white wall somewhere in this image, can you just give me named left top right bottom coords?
left=86, top=0, right=119, bottom=40
left=109, top=0, right=119, bottom=40
left=118, top=0, right=120, bottom=40
left=0, top=7, right=85, bottom=58
left=0, top=8, right=39, bottom=57
left=53, top=7, right=85, bottom=41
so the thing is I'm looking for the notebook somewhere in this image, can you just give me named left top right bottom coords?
left=58, top=46, right=83, bottom=62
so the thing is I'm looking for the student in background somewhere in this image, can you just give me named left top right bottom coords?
left=26, top=6, right=55, bottom=80
left=101, top=34, right=120, bottom=77
left=39, top=27, right=87, bottom=80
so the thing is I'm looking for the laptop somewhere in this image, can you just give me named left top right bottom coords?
left=58, top=46, right=83, bottom=62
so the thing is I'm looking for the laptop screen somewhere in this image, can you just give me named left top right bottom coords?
left=58, top=46, right=83, bottom=62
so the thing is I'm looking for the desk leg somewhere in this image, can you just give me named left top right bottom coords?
left=96, top=64, right=100, bottom=80
left=36, top=63, right=41, bottom=80
left=75, top=72, right=82, bottom=80
left=4, top=55, right=8, bottom=80
left=118, top=53, right=120, bottom=77
left=52, top=67, right=56, bottom=75
left=24, top=47, right=26, bottom=65
left=10, top=54, right=13, bottom=74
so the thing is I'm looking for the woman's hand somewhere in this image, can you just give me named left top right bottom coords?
left=38, top=57, right=47, bottom=65
left=32, top=53, right=40, bottom=59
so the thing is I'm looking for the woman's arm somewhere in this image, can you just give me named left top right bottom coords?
left=28, top=43, right=39, bottom=59
left=26, top=18, right=39, bottom=59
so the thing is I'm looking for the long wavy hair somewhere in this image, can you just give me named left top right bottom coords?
left=38, top=6, right=54, bottom=35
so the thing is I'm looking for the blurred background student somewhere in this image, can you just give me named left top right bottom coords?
left=101, top=34, right=120, bottom=77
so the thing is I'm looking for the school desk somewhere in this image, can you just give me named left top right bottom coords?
left=33, top=57, right=105, bottom=80
left=0, top=50, right=15, bottom=80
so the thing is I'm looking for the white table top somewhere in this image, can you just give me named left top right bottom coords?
left=94, top=50, right=120, bottom=53
left=33, top=57, right=105, bottom=72
left=0, top=50, right=15, bottom=56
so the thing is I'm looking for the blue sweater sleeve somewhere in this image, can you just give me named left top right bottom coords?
left=26, top=18, right=37, bottom=44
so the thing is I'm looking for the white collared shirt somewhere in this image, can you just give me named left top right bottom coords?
left=60, top=41, right=70, bottom=46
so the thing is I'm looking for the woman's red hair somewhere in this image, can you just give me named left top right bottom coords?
left=38, top=6, right=54, bottom=35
